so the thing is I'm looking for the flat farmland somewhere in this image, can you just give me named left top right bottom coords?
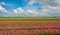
left=0, top=18, right=60, bottom=35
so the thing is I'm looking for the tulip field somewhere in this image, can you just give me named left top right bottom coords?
left=0, top=17, right=60, bottom=35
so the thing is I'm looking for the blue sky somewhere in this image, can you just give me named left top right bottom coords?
left=0, top=0, right=60, bottom=17
left=0, top=0, right=29, bottom=10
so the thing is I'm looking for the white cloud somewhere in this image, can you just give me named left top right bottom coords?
left=12, top=7, right=39, bottom=17
left=0, top=2, right=6, bottom=5
left=0, top=0, right=60, bottom=17
left=0, top=2, right=12, bottom=6
left=27, top=10, right=38, bottom=14
left=13, top=7, right=24, bottom=14
left=13, top=7, right=38, bottom=15
left=27, top=0, right=60, bottom=16
left=0, top=5, right=8, bottom=13
left=28, top=0, right=36, bottom=5
left=28, top=0, right=41, bottom=5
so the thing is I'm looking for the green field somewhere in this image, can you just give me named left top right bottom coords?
left=0, top=17, right=60, bottom=21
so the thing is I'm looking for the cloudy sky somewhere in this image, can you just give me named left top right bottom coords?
left=0, top=0, right=60, bottom=17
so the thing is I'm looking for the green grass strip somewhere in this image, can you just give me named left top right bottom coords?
left=0, top=17, right=60, bottom=21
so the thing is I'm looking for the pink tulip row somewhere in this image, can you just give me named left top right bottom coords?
left=0, top=26, right=60, bottom=29
left=0, top=29, right=59, bottom=35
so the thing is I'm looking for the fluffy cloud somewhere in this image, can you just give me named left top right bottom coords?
left=13, top=7, right=38, bottom=14
left=0, top=2, right=6, bottom=5
left=0, top=6, right=8, bottom=13
left=27, top=10, right=38, bottom=14
left=0, top=0, right=60, bottom=17
left=28, top=0, right=35, bottom=5
left=0, top=2, right=12, bottom=6
left=27, top=0, right=60, bottom=16
left=13, top=7, right=24, bottom=14
left=12, top=7, right=39, bottom=17
left=12, top=0, right=60, bottom=17
left=28, top=0, right=41, bottom=5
